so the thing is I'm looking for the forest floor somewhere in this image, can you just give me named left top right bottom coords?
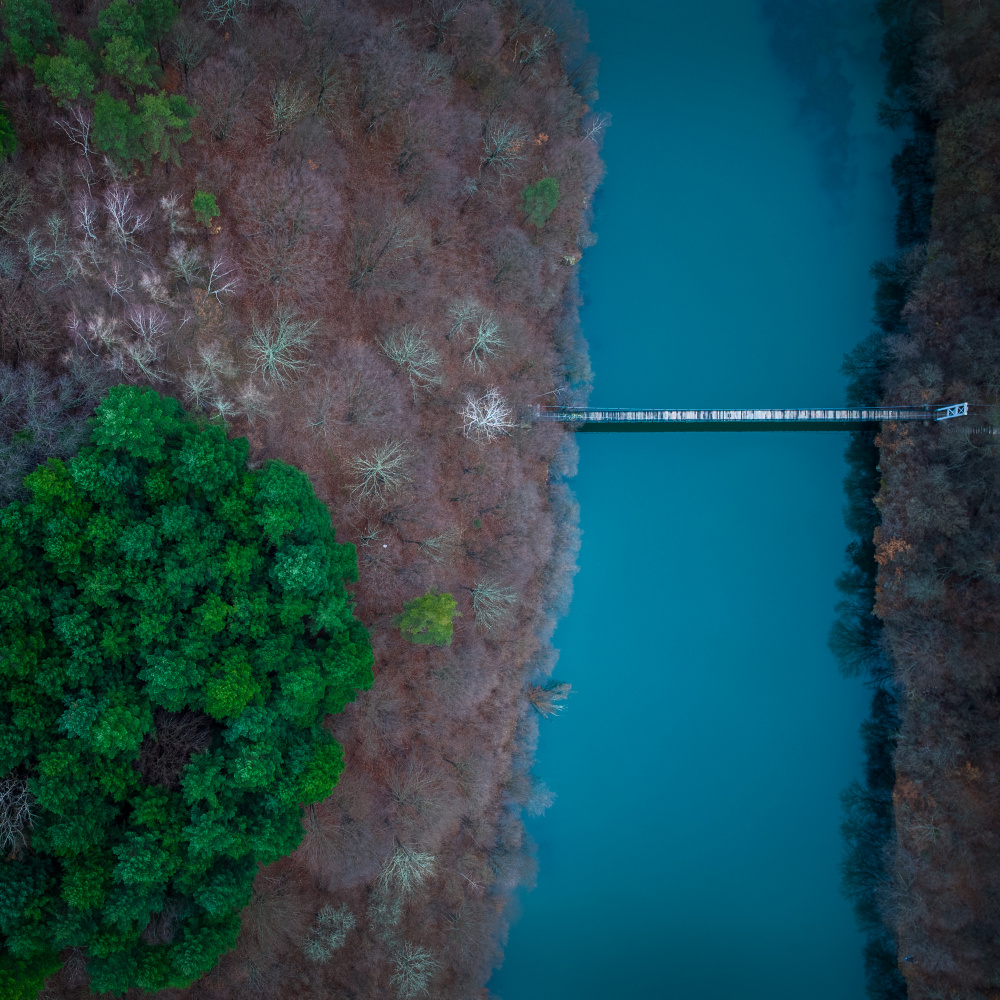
left=0, top=1, right=603, bottom=996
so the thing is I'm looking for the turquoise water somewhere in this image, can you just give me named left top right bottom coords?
left=490, top=2, right=899, bottom=998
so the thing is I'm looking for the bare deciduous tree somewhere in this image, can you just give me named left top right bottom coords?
left=480, top=117, right=530, bottom=177
left=53, top=106, right=94, bottom=165
left=0, top=165, right=32, bottom=236
left=269, top=80, right=311, bottom=143
left=203, top=0, right=250, bottom=25
left=460, top=387, right=515, bottom=441
left=0, top=777, right=35, bottom=855
left=376, top=845, right=436, bottom=897
left=246, top=310, right=318, bottom=385
left=171, top=18, right=213, bottom=84
left=104, top=186, right=150, bottom=251
left=237, top=381, right=270, bottom=424
left=238, top=166, right=334, bottom=299
left=139, top=270, right=170, bottom=304
left=357, top=32, right=413, bottom=133
left=302, top=904, right=356, bottom=963
left=471, top=577, right=517, bottom=633
left=240, top=866, right=309, bottom=958
left=526, top=681, right=571, bottom=717
left=190, top=49, right=254, bottom=141
left=380, top=325, right=443, bottom=398
left=198, top=340, right=238, bottom=380
left=426, top=0, right=467, bottom=46
left=349, top=204, right=422, bottom=290
left=127, top=304, right=170, bottom=344
left=464, top=311, right=503, bottom=371
left=581, top=110, right=612, bottom=144
left=74, top=194, right=99, bottom=241
left=420, top=525, right=461, bottom=563
left=121, top=305, right=170, bottom=382
left=182, top=366, right=213, bottom=409
left=103, top=259, right=133, bottom=306
left=350, top=441, right=411, bottom=502
left=159, top=191, right=192, bottom=234
left=206, top=252, right=239, bottom=300
left=167, top=241, right=204, bottom=286
left=390, top=941, right=440, bottom=999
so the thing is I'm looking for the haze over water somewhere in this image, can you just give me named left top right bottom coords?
left=491, top=2, right=899, bottom=998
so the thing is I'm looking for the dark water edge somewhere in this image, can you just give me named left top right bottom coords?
left=830, top=2, right=940, bottom=998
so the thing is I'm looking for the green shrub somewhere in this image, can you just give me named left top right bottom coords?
left=394, top=590, right=459, bottom=646
left=0, top=107, right=16, bottom=158
left=192, top=190, right=220, bottom=229
left=521, top=177, right=559, bottom=227
left=0, top=386, right=373, bottom=995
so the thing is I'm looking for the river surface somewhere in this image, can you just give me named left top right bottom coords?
left=490, top=1, right=899, bottom=998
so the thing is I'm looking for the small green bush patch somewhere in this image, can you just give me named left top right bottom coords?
left=395, top=590, right=459, bottom=646
left=192, top=190, right=220, bottom=229
left=521, top=177, right=559, bottom=227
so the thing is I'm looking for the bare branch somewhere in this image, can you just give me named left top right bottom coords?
left=380, top=325, right=443, bottom=398
left=460, top=387, right=515, bottom=441
left=349, top=440, right=411, bottom=502
left=480, top=117, right=529, bottom=178
left=205, top=252, right=239, bottom=301
left=53, top=106, right=94, bottom=164
left=268, top=80, right=310, bottom=142
left=104, top=186, right=150, bottom=251
left=167, top=241, right=204, bottom=286
left=0, top=778, right=36, bottom=855
left=471, top=577, right=518, bottom=633
left=245, top=309, right=318, bottom=385
left=464, top=311, right=503, bottom=372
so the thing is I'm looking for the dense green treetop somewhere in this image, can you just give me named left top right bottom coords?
left=1, top=0, right=59, bottom=67
left=0, top=387, right=373, bottom=996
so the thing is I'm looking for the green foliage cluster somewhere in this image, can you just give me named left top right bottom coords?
left=0, top=387, right=373, bottom=995
left=0, top=106, right=16, bottom=158
left=1, top=0, right=58, bottom=67
left=192, top=190, right=219, bottom=229
left=394, top=590, right=459, bottom=646
left=521, top=177, right=559, bottom=227
left=0, top=0, right=194, bottom=170
left=93, top=90, right=197, bottom=170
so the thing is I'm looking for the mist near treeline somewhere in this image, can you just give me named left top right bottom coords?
left=492, top=1, right=901, bottom=997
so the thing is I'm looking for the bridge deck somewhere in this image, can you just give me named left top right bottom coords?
left=536, top=405, right=968, bottom=431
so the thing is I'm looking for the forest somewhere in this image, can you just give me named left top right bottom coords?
left=0, top=0, right=602, bottom=996
left=833, top=0, right=1000, bottom=997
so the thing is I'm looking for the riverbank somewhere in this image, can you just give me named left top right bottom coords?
left=0, top=1, right=599, bottom=995
left=871, top=1, right=1000, bottom=993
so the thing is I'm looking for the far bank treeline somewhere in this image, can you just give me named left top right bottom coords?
left=0, top=0, right=601, bottom=996
left=832, top=1, right=1000, bottom=998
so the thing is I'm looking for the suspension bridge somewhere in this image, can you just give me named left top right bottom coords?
left=536, top=403, right=970, bottom=432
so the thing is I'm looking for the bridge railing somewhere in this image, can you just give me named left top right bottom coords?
left=535, top=404, right=970, bottom=427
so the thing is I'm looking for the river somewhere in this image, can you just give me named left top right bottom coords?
left=490, top=1, right=900, bottom=998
